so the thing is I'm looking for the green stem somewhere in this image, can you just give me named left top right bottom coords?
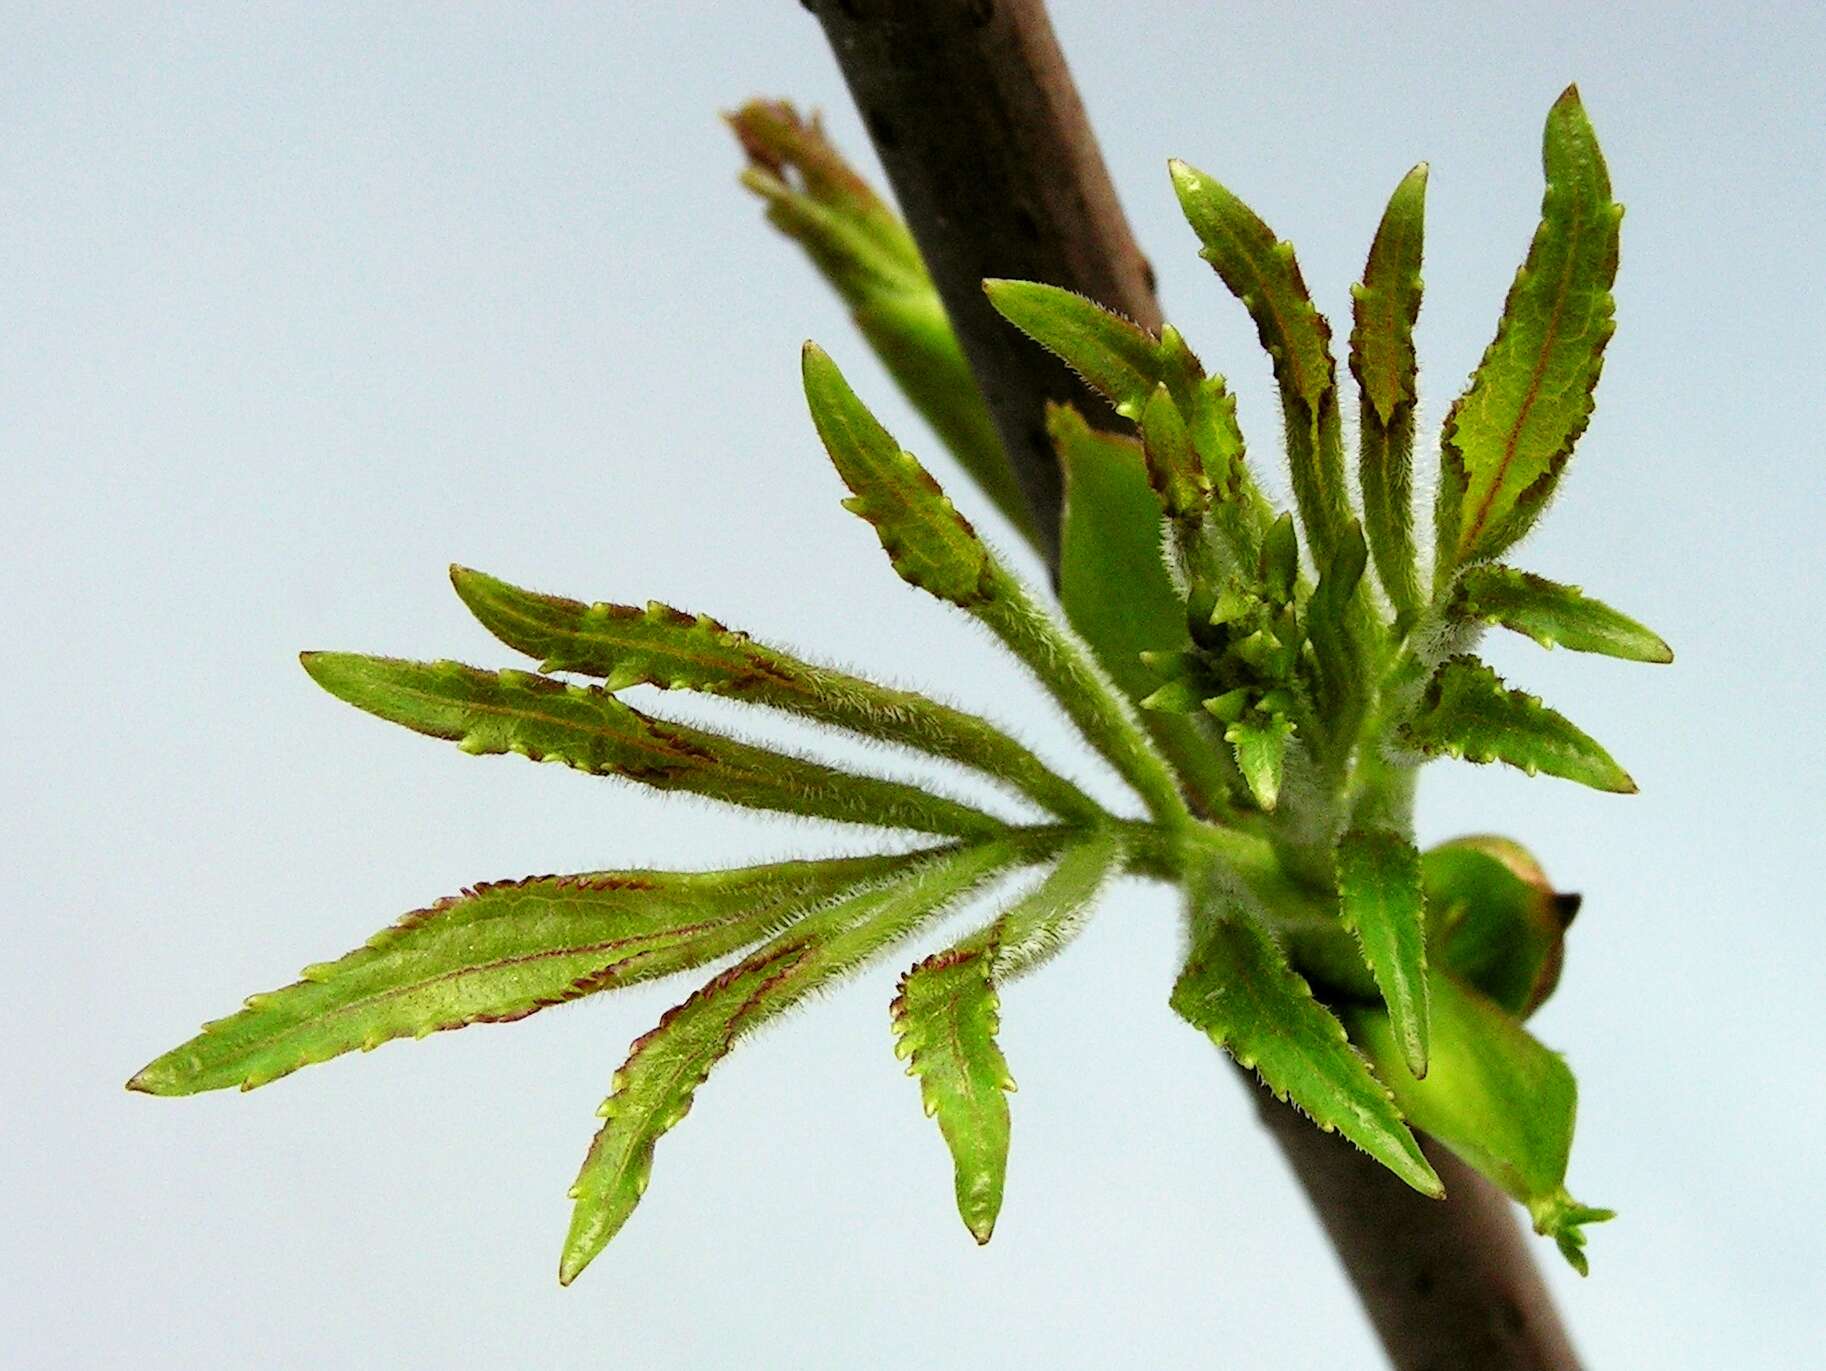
left=978, top=568, right=1194, bottom=829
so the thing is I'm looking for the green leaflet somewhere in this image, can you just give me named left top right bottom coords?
left=1403, top=655, right=1635, bottom=794
left=127, top=852, right=921, bottom=1096
left=1336, top=829, right=1430, bottom=1078
left=1437, top=86, right=1622, bottom=570
left=561, top=835, right=1033, bottom=1284
left=1171, top=885, right=1441, bottom=1197
left=1350, top=164, right=1427, bottom=620
left=1343, top=971, right=1612, bottom=1273
left=1140, top=382, right=1209, bottom=518
left=984, top=828, right=1126, bottom=979
left=1424, top=836, right=1577, bottom=1017
left=1051, top=406, right=1238, bottom=812
left=802, top=341, right=995, bottom=607
left=892, top=935, right=1015, bottom=1244
left=1452, top=565, right=1672, bottom=663
left=983, top=278, right=1162, bottom=420
left=806, top=349, right=1190, bottom=824
left=1304, top=519, right=1370, bottom=759
left=1225, top=711, right=1293, bottom=812
left=1053, top=404, right=1184, bottom=698
left=729, top=101, right=1034, bottom=546
left=888, top=832, right=1123, bottom=1243
left=450, top=567, right=1103, bottom=825
left=1170, top=159, right=1350, bottom=564
left=300, top=653, right=1008, bottom=839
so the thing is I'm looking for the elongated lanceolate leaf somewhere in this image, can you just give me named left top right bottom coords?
left=1451, top=565, right=1672, bottom=663
left=984, top=278, right=1162, bottom=420
left=1343, top=971, right=1612, bottom=1273
left=128, top=852, right=922, bottom=1096
left=892, top=935, right=1015, bottom=1244
left=301, top=653, right=1008, bottom=838
left=1171, top=888, right=1441, bottom=1197
left=1336, top=829, right=1430, bottom=1079
left=1350, top=164, right=1427, bottom=619
left=561, top=835, right=1031, bottom=1283
left=1304, top=519, right=1370, bottom=757
left=1403, top=655, right=1635, bottom=793
left=802, top=341, right=993, bottom=606
left=1051, top=406, right=1239, bottom=811
left=1140, top=382, right=1209, bottom=518
left=450, top=567, right=1102, bottom=824
left=1170, top=159, right=1350, bottom=562
left=984, top=827, right=1125, bottom=980
left=888, top=831, right=1123, bottom=1243
left=806, top=350, right=1190, bottom=825
left=1438, top=87, right=1622, bottom=569
left=730, top=102, right=1034, bottom=546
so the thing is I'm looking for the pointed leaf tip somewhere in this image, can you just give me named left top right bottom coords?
left=802, top=343, right=993, bottom=608
left=1436, top=85, right=1619, bottom=569
left=1173, top=894, right=1442, bottom=1198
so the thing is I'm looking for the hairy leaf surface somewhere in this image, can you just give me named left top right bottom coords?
left=1403, top=655, right=1635, bottom=793
left=984, top=278, right=1162, bottom=420
left=1140, top=382, right=1208, bottom=517
left=803, top=342, right=994, bottom=606
left=129, top=853, right=922, bottom=1095
left=983, top=827, right=1125, bottom=979
left=1305, top=519, right=1371, bottom=756
left=1438, top=87, right=1622, bottom=567
left=1350, top=164, right=1427, bottom=618
left=1170, top=159, right=1349, bottom=561
left=807, top=356, right=1189, bottom=823
left=1053, top=407, right=1237, bottom=810
left=1344, top=971, right=1612, bottom=1272
left=1172, top=888, right=1441, bottom=1197
left=730, top=101, right=1033, bottom=543
left=562, top=836, right=1030, bottom=1283
left=452, top=567, right=1100, bottom=823
left=892, top=935, right=1015, bottom=1244
left=1451, top=565, right=1671, bottom=663
left=1225, top=712, right=1293, bottom=812
left=302, top=653, right=1007, bottom=838
left=1337, top=829, right=1430, bottom=1078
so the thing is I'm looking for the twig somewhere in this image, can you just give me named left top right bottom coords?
left=802, top=2, right=1583, bottom=1365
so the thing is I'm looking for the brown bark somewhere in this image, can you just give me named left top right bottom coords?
left=801, top=2, right=1583, bottom=1366
left=803, top=0, right=1159, bottom=553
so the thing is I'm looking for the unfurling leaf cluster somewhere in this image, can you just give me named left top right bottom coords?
left=135, top=86, right=1663, bottom=1283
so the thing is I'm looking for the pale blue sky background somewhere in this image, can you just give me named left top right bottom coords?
left=6, top=3, right=1823, bottom=1366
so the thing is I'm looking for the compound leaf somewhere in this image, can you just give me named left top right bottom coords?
left=1451, top=565, right=1672, bottom=663
left=1171, top=888, right=1440, bottom=1197
left=1403, top=655, right=1635, bottom=793
left=1343, top=970, right=1612, bottom=1273
left=561, top=835, right=1030, bottom=1283
left=1437, top=87, right=1622, bottom=569
left=1336, top=829, right=1430, bottom=1078
left=301, top=653, right=1008, bottom=839
left=128, top=852, right=922, bottom=1096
